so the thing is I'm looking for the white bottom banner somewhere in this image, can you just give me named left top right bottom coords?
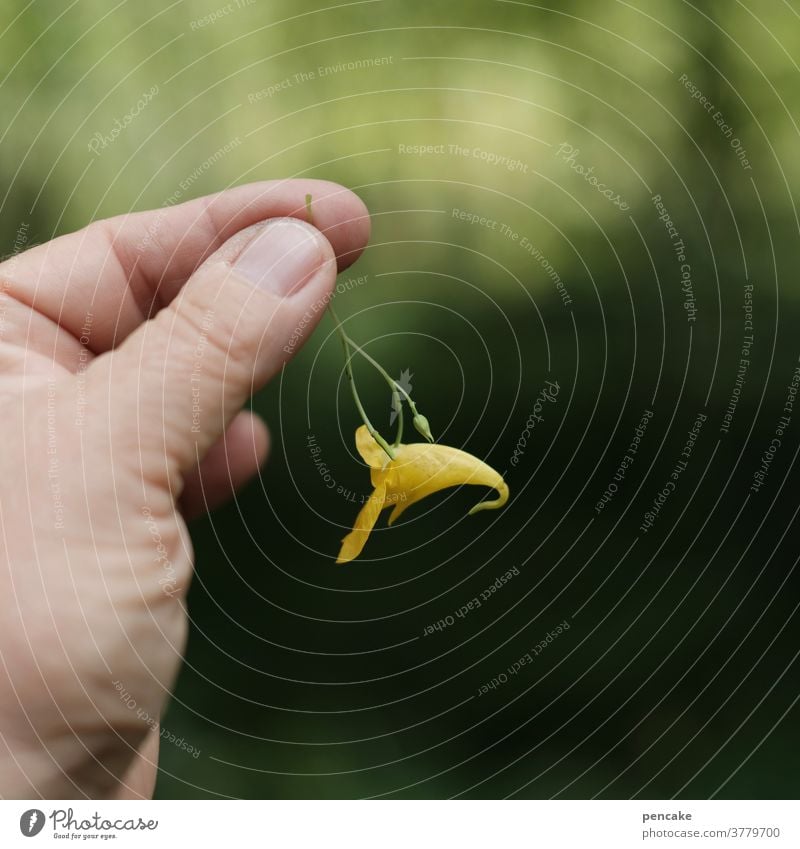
left=0, top=799, right=796, bottom=847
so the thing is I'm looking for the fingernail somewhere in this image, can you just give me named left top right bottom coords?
left=232, top=218, right=326, bottom=296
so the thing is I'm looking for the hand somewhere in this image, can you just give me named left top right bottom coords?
left=0, top=180, right=370, bottom=798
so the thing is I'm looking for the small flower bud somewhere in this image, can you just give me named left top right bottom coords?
left=413, top=414, right=434, bottom=442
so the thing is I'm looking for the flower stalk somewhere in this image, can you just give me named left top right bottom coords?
left=307, top=193, right=433, bottom=458
left=332, top=308, right=397, bottom=461
left=303, top=195, right=509, bottom=563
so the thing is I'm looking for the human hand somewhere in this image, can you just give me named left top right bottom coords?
left=0, top=180, right=370, bottom=798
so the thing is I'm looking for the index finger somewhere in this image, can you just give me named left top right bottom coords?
left=1, top=179, right=370, bottom=355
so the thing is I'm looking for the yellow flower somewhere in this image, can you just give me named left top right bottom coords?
left=337, top=425, right=509, bottom=563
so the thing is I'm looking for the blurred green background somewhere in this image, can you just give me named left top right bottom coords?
left=2, top=0, right=800, bottom=798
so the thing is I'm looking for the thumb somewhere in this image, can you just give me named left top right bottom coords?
left=101, top=217, right=338, bottom=483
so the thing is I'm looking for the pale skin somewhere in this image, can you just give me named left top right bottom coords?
left=0, top=179, right=371, bottom=799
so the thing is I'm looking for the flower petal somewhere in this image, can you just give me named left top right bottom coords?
left=387, top=498, right=411, bottom=526
left=387, top=441, right=508, bottom=521
left=355, top=424, right=390, bottom=469
left=336, top=480, right=387, bottom=564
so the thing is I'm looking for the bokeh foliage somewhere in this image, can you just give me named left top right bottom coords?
left=2, top=0, right=799, bottom=798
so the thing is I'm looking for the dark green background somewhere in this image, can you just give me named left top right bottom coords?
left=2, top=0, right=799, bottom=798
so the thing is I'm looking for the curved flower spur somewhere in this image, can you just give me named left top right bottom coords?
left=304, top=195, right=510, bottom=563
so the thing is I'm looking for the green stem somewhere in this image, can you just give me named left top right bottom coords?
left=309, top=194, right=401, bottom=455
left=330, top=306, right=396, bottom=460
left=340, top=331, right=422, bottom=419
